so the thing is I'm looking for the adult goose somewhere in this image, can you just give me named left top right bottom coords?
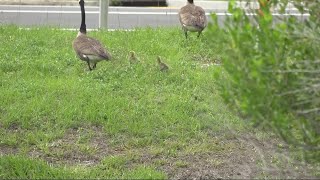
left=178, top=0, right=207, bottom=39
left=73, top=0, right=111, bottom=71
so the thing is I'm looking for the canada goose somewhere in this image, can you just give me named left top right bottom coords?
left=128, top=51, right=139, bottom=64
left=178, top=0, right=207, bottom=38
left=73, top=0, right=111, bottom=71
left=157, top=56, right=169, bottom=71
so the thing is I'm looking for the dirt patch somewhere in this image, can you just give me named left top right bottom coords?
left=0, top=123, right=21, bottom=156
left=158, top=130, right=319, bottom=179
left=28, top=125, right=121, bottom=166
left=128, top=128, right=319, bottom=179
left=0, top=145, right=19, bottom=156
left=192, top=54, right=222, bottom=68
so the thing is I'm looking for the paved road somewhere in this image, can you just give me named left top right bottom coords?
left=0, top=5, right=308, bottom=29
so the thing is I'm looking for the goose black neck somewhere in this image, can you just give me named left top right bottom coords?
left=187, top=0, right=194, bottom=4
left=80, top=0, right=86, bottom=34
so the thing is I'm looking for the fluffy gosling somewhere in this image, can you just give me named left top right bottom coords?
left=157, top=56, right=169, bottom=72
left=128, top=51, right=139, bottom=64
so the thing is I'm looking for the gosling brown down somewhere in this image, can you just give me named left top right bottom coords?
left=128, top=51, right=139, bottom=64
left=157, top=56, right=169, bottom=71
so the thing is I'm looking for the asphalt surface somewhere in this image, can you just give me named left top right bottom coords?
left=0, top=4, right=307, bottom=29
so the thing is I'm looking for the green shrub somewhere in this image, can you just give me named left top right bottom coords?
left=208, top=0, right=319, bottom=162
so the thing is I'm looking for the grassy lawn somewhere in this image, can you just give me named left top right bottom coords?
left=0, top=25, right=319, bottom=179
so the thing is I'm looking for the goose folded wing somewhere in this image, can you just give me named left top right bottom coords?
left=180, top=9, right=206, bottom=29
left=180, top=13, right=195, bottom=25
left=75, top=36, right=110, bottom=60
left=194, top=15, right=207, bottom=29
left=194, top=7, right=207, bottom=28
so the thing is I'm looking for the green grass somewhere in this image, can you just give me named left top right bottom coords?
left=0, top=155, right=75, bottom=179
left=0, top=25, right=318, bottom=179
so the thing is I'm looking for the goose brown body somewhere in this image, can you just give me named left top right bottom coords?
left=178, top=0, right=207, bottom=38
left=73, top=34, right=111, bottom=69
left=73, top=0, right=111, bottom=70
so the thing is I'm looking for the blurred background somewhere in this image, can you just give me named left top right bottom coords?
left=0, top=0, right=282, bottom=30
left=0, top=0, right=209, bottom=29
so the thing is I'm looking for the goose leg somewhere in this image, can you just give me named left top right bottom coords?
left=184, top=30, right=188, bottom=39
left=197, top=31, right=202, bottom=38
left=92, top=63, right=97, bottom=69
left=86, top=61, right=92, bottom=71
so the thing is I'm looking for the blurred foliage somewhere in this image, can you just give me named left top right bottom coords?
left=207, top=0, right=320, bottom=162
left=292, top=0, right=320, bottom=25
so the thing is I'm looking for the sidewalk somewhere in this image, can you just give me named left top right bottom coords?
left=169, top=0, right=229, bottom=9
left=0, top=0, right=299, bottom=13
left=0, top=0, right=98, bottom=6
left=169, top=0, right=299, bottom=13
left=0, top=0, right=253, bottom=9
